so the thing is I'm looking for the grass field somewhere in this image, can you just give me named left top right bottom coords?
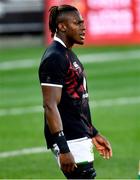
left=0, top=44, right=140, bottom=179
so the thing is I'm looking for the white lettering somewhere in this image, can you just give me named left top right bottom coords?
left=82, top=93, right=89, bottom=98
left=88, top=9, right=133, bottom=35
left=87, top=0, right=131, bottom=8
left=73, top=62, right=79, bottom=69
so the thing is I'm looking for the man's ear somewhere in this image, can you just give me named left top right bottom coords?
left=58, top=23, right=67, bottom=32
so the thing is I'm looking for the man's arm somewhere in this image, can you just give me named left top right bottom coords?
left=42, top=85, right=63, bottom=133
left=41, top=85, right=76, bottom=172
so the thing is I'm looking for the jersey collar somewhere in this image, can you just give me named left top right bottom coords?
left=54, top=35, right=67, bottom=48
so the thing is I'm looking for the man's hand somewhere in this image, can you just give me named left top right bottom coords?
left=92, top=134, right=112, bottom=159
left=59, top=152, right=77, bottom=173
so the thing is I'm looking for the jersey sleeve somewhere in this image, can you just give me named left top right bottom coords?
left=39, top=53, right=68, bottom=87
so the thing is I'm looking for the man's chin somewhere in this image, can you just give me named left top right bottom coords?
left=76, top=40, right=84, bottom=45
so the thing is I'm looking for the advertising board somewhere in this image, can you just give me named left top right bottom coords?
left=45, top=0, right=140, bottom=45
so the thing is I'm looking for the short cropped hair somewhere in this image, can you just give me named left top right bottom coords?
left=49, top=4, right=78, bottom=37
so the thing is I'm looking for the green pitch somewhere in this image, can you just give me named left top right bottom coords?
left=0, top=44, right=140, bottom=179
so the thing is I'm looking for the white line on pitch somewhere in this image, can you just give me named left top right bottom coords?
left=0, top=105, right=42, bottom=116
left=0, top=59, right=38, bottom=70
left=80, top=49, right=140, bottom=63
left=0, top=49, right=140, bottom=70
left=0, top=96, right=140, bottom=117
left=0, top=147, right=49, bottom=158
left=0, top=96, right=140, bottom=159
left=90, top=96, right=140, bottom=107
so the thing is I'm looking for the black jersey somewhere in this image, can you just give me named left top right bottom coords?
left=39, top=40, right=98, bottom=148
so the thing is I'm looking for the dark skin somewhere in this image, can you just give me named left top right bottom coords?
left=42, top=10, right=112, bottom=173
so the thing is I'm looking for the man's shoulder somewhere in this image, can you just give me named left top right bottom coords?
left=43, top=41, right=67, bottom=61
left=47, top=41, right=67, bottom=55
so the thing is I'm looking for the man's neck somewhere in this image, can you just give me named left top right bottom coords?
left=54, top=35, right=67, bottom=48
left=54, top=34, right=73, bottom=49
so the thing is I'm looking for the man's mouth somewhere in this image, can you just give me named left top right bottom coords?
left=80, top=34, right=85, bottom=40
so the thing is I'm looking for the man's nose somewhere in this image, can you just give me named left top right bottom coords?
left=81, top=23, right=86, bottom=31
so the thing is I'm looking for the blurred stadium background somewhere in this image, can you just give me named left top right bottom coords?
left=0, top=0, right=140, bottom=179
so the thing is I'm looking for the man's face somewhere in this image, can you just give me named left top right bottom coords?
left=64, top=11, right=86, bottom=45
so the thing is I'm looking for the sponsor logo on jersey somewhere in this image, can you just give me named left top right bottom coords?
left=73, top=62, right=80, bottom=70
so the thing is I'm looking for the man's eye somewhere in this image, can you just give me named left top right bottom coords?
left=77, top=22, right=81, bottom=25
